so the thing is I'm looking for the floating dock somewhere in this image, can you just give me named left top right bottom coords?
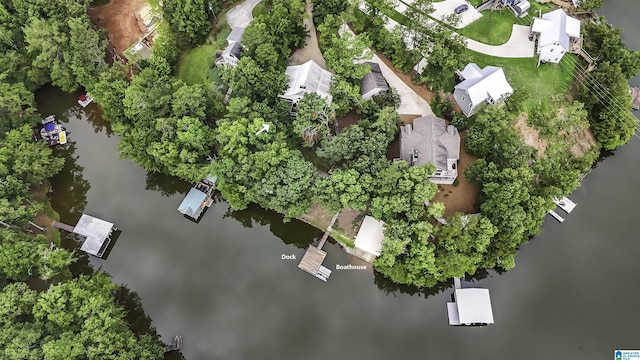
left=548, top=210, right=565, bottom=223
left=553, top=197, right=577, bottom=214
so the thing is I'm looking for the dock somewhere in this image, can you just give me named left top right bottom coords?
left=298, top=212, right=339, bottom=281
left=447, top=279, right=494, bottom=326
left=548, top=210, right=565, bottom=223
left=164, top=335, right=183, bottom=353
left=630, top=87, right=640, bottom=110
left=52, top=220, right=75, bottom=233
left=51, top=215, right=116, bottom=258
left=553, top=197, right=577, bottom=214
left=178, top=175, right=217, bottom=220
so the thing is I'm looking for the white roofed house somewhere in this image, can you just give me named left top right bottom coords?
left=280, top=60, right=333, bottom=110
left=529, top=9, right=581, bottom=65
left=399, top=115, right=461, bottom=185
left=453, top=63, right=514, bottom=116
left=216, top=27, right=245, bottom=67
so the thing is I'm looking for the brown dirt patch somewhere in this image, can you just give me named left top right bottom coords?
left=336, top=109, right=363, bottom=132
left=300, top=203, right=333, bottom=229
left=433, top=130, right=480, bottom=217
left=515, top=112, right=548, bottom=157
left=88, top=0, right=149, bottom=54
left=334, top=207, right=364, bottom=239
left=567, top=128, right=596, bottom=157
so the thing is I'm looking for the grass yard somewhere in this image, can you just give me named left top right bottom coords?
left=467, top=0, right=483, bottom=6
left=177, top=45, right=220, bottom=85
left=459, top=9, right=515, bottom=45
left=467, top=51, right=577, bottom=109
left=252, top=1, right=268, bottom=17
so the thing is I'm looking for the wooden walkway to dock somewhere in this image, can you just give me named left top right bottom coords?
left=298, top=212, right=339, bottom=281
left=52, top=220, right=75, bottom=233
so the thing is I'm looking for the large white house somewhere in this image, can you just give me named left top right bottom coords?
left=453, top=63, right=513, bottom=116
left=280, top=60, right=333, bottom=105
left=399, top=115, right=460, bottom=185
left=529, top=9, right=581, bottom=65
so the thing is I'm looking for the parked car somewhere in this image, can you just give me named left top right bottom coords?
left=454, top=4, right=469, bottom=14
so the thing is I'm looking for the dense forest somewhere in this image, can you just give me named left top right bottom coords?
left=1, top=0, right=639, bottom=355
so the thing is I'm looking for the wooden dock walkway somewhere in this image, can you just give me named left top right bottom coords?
left=548, top=210, right=565, bottom=223
left=317, top=213, right=339, bottom=250
left=297, top=211, right=340, bottom=281
left=52, top=221, right=75, bottom=233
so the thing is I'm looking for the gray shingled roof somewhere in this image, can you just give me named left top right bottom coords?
left=399, top=115, right=460, bottom=170
left=360, top=62, right=388, bottom=96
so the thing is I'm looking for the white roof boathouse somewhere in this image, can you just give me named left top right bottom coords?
left=353, top=216, right=385, bottom=263
left=74, top=214, right=117, bottom=258
left=447, top=278, right=495, bottom=326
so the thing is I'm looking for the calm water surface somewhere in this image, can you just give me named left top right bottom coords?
left=40, top=3, right=640, bottom=358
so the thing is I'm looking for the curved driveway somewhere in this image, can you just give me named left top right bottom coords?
left=465, top=24, right=535, bottom=58
left=225, top=0, right=263, bottom=28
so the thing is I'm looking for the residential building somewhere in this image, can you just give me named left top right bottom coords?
left=399, top=115, right=460, bottom=185
left=360, top=62, right=388, bottom=100
left=216, top=27, right=245, bottom=67
left=529, top=8, right=581, bottom=64
left=453, top=63, right=513, bottom=116
left=280, top=60, right=333, bottom=105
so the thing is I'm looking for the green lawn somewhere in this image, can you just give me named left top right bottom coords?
left=252, top=1, right=268, bottom=18
left=177, top=45, right=220, bottom=85
left=459, top=9, right=515, bottom=45
left=466, top=51, right=577, bottom=109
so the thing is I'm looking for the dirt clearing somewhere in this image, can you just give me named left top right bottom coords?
left=433, top=130, right=480, bottom=217
left=88, top=0, right=149, bottom=54
left=515, top=112, right=547, bottom=157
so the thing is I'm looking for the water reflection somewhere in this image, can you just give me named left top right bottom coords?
left=145, top=172, right=192, bottom=197
left=224, top=204, right=321, bottom=248
left=373, top=268, right=492, bottom=298
left=49, top=139, right=90, bottom=224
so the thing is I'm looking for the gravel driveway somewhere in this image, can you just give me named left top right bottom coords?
left=225, top=0, right=263, bottom=28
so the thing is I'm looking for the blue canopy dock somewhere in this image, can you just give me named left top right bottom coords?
left=178, top=175, right=217, bottom=220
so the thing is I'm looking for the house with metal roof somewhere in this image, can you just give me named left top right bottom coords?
left=529, top=9, right=581, bottom=65
left=399, top=115, right=460, bottom=185
left=360, top=62, right=388, bottom=100
left=453, top=63, right=513, bottom=116
left=280, top=60, right=333, bottom=105
left=353, top=216, right=385, bottom=263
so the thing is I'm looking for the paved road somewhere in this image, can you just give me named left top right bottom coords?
left=225, top=0, right=263, bottom=28
left=430, top=0, right=483, bottom=28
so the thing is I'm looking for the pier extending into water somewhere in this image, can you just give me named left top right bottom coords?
left=298, top=212, right=339, bottom=281
left=164, top=335, right=183, bottom=353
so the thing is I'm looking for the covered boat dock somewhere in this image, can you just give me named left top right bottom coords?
left=447, top=279, right=494, bottom=326
left=177, top=175, right=217, bottom=220
left=52, top=214, right=116, bottom=258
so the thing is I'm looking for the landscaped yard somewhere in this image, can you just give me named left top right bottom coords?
left=458, top=9, right=515, bottom=45
left=177, top=45, right=220, bottom=85
left=466, top=50, right=578, bottom=109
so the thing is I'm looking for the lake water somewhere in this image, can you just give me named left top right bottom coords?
left=41, top=2, right=640, bottom=358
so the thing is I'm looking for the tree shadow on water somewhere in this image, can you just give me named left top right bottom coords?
left=373, top=268, right=494, bottom=299
left=145, top=172, right=192, bottom=197
left=223, top=204, right=320, bottom=249
left=49, top=139, right=90, bottom=222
